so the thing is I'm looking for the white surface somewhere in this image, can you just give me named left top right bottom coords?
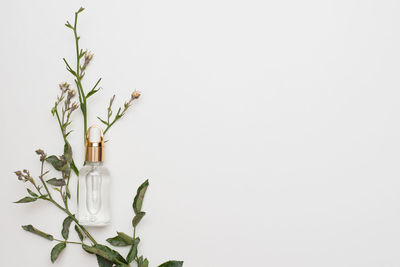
left=1, top=0, right=400, bottom=266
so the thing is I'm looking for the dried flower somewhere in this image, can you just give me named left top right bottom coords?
left=131, top=90, right=141, bottom=100
left=14, top=171, right=23, bottom=180
left=59, top=82, right=70, bottom=92
left=81, top=52, right=94, bottom=71
left=85, top=52, right=93, bottom=64
left=35, top=149, right=46, bottom=162
left=71, top=102, right=79, bottom=111
left=14, top=169, right=34, bottom=184
left=67, top=89, right=76, bottom=98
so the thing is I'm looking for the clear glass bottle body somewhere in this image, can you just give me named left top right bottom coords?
left=78, top=162, right=111, bottom=226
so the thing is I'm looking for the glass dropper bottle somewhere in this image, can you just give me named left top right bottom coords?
left=77, top=125, right=111, bottom=226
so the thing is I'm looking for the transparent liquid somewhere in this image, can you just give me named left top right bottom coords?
left=78, top=162, right=111, bottom=226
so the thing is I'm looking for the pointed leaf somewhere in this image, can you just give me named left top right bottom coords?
left=46, top=178, right=66, bottom=186
left=21, top=225, right=53, bottom=240
left=64, top=142, right=73, bottom=163
left=70, top=160, right=79, bottom=176
left=83, top=244, right=128, bottom=265
left=97, top=117, right=108, bottom=126
left=76, top=7, right=85, bottom=14
left=82, top=244, right=116, bottom=262
left=132, top=212, right=146, bottom=227
left=117, top=232, right=134, bottom=244
left=158, top=261, right=184, bottom=267
left=27, top=188, right=38, bottom=197
left=106, top=236, right=130, bottom=247
left=141, top=259, right=149, bottom=267
left=106, top=232, right=133, bottom=247
left=133, top=180, right=149, bottom=214
left=14, top=196, right=36, bottom=203
left=51, top=242, right=66, bottom=263
left=62, top=216, right=74, bottom=240
left=126, top=237, right=140, bottom=263
left=87, top=88, right=100, bottom=98
left=86, top=78, right=102, bottom=98
left=65, top=21, right=73, bottom=29
left=46, top=155, right=64, bottom=171
left=96, top=255, right=113, bottom=267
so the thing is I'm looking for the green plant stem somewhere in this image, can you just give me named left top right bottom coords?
left=39, top=161, right=53, bottom=199
left=103, top=119, right=117, bottom=135
left=60, top=186, right=69, bottom=210
left=54, top=238, right=84, bottom=245
left=73, top=12, right=87, bottom=144
left=133, top=226, right=140, bottom=265
left=54, top=109, right=79, bottom=175
left=54, top=108, right=78, bottom=207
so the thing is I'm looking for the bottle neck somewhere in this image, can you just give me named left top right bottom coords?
left=85, top=161, right=103, bottom=166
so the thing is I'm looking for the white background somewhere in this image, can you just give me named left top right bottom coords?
left=1, top=0, right=400, bottom=266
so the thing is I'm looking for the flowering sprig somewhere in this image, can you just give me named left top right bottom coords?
left=98, top=90, right=141, bottom=135
left=13, top=7, right=183, bottom=267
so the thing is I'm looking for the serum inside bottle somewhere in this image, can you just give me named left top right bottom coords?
left=78, top=125, right=111, bottom=226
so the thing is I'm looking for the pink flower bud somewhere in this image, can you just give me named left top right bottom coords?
left=131, top=90, right=141, bottom=100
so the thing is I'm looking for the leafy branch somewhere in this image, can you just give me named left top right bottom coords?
left=64, top=7, right=101, bottom=144
left=98, top=91, right=141, bottom=135
left=13, top=7, right=183, bottom=267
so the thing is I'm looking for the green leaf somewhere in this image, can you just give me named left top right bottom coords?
left=117, top=232, right=134, bottom=244
left=27, top=188, right=38, bottom=197
left=86, top=78, right=102, bottom=98
left=106, top=232, right=133, bottom=247
left=46, top=178, right=66, bottom=186
left=51, top=242, right=66, bottom=263
left=64, top=142, right=73, bottom=163
left=133, top=180, right=149, bottom=214
left=65, top=21, right=73, bottom=29
left=46, top=155, right=66, bottom=171
left=83, top=244, right=128, bottom=265
left=141, top=259, right=149, bottom=267
left=97, top=117, right=108, bottom=126
left=62, top=216, right=74, bottom=240
left=96, top=255, right=113, bottom=267
left=114, top=251, right=129, bottom=266
left=70, top=160, right=79, bottom=176
left=106, top=236, right=129, bottom=247
left=138, top=256, right=143, bottom=265
left=82, top=244, right=116, bottom=262
left=132, top=212, right=146, bottom=227
left=75, top=225, right=84, bottom=241
left=158, top=261, right=184, bottom=267
left=14, top=196, right=36, bottom=203
left=21, top=225, right=54, bottom=240
left=126, top=237, right=140, bottom=263
left=76, top=7, right=85, bottom=14
left=87, top=88, right=100, bottom=98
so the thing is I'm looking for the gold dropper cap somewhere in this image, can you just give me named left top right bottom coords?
left=85, top=125, right=105, bottom=162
